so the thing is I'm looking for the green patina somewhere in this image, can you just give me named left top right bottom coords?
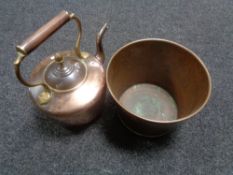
left=132, top=96, right=161, bottom=118
left=119, top=83, right=178, bottom=121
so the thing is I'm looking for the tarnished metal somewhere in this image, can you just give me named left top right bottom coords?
left=14, top=10, right=108, bottom=126
left=106, top=38, right=212, bottom=137
left=29, top=50, right=106, bottom=125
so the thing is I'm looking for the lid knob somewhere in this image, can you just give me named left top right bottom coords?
left=54, top=53, right=64, bottom=63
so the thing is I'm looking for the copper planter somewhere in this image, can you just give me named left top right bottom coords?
left=106, top=39, right=211, bottom=137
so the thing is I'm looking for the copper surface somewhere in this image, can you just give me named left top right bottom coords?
left=14, top=10, right=108, bottom=126
left=106, top=38, right=211, bottom=137
left=119, top=83, right=178, bottom=121
left=44, top=56, right=87, bottom=90
left=29, top=50, right=106, bottom=125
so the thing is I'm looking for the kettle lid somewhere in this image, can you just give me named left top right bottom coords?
left=44, top=54, right=86, bottom=90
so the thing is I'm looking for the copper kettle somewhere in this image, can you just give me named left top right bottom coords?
left=14, top=10, right=108, bottom=126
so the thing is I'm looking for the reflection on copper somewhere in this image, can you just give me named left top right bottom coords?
left=72, top=80, right=100, bottom=106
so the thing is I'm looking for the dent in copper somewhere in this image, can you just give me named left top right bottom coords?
left=107, top=39, right=211, bottom=137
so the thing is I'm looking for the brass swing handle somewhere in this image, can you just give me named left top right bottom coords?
left=14, top=10, right=82, bottom=88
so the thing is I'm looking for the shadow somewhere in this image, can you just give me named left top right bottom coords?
left=31, top=106, right=92, bottom=138
left=101, top=93, right=177, bottom=151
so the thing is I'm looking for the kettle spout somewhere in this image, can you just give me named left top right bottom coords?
left=95, top=23, right=108, bottom=63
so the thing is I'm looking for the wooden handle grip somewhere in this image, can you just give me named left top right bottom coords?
left=16, top=10, right=70, bottom=54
